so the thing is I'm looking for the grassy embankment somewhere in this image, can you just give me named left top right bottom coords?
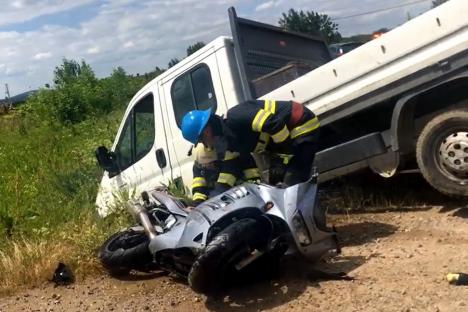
left=0, top=59, right=162, bottom=295
left=0, top=109, right=132, bottom=295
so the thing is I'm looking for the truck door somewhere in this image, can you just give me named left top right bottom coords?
left=160, top=49, right=227, bottom=187
left=97, top=89, right=171, bottom=215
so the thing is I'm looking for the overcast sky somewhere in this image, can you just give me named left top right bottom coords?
left=0, top=0, right=435, bottom=95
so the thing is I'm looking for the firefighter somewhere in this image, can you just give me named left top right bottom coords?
left=190, top=142, right=260, bottom=205
left=181, top=99, right=319, bottom=194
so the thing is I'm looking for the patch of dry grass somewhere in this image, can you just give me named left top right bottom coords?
left=320, top=170, right=453, bottom=213
left=0, top=210, right=129, bottom=296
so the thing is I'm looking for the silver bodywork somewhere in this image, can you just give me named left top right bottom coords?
left=133, top=178, right=337, bottom=263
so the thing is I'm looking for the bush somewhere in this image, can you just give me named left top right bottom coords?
left=26, top=59, right=150, bottom=125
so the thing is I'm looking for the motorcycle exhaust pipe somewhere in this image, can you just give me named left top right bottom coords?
left=126, top=201, right=158, bottom=240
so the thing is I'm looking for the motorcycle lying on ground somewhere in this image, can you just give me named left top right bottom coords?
left=99, top=172, right=339, bottom=294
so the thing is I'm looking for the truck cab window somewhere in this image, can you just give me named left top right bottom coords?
left=113, top=93, right=155, bottom=172
left=115, top=115, right=133, bottom=171
left=171, top=64, right=217, bottom=127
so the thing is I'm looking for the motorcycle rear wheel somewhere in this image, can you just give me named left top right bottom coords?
left=188, top=218, right=269, bottom=294
left=99, top=228, right=153, bottom=276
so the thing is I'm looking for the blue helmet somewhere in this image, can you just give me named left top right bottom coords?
left=181, top=108, right=212, bottom=144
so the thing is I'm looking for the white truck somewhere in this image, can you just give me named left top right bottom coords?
left=95, top=0, right=468, bottom=216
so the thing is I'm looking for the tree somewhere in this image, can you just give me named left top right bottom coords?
left=186, top=41, right=205, bottom=56
left=168, top=58, right=180, bottom=68
left=53, top=58, right=96, bottom=87
left=104, top=67, right=130, bottom=107
left=45, top=59, right=105, bottom=123
left=279, top=9, right=341, bottom=43
left=432, top=0, right=448, bottom=8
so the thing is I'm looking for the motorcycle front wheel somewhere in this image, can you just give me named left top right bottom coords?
left=99, top=228, right=153, bottom=276
left=188, top=218, right=270, bottom=294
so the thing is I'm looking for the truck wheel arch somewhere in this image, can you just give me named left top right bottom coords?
left=390, top=74, right=468, bottom=156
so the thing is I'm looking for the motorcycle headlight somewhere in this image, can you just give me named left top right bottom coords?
left=292, top=210, right=312, bottom=246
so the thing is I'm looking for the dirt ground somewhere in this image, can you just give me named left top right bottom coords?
left=1, top=204, right=467, bottom=312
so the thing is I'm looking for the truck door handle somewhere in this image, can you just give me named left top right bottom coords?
left=156, top=148, right=167, bottom=169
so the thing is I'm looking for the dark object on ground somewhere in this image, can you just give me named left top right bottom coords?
left=52, top=262, right=74, bottom=286
left=307, top=269, right=354, bottom=281
left=447, top=272, right=468, bottom=285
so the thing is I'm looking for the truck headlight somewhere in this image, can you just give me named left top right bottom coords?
left=292, top=210, right=312, bottom=246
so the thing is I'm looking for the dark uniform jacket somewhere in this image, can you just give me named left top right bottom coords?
left=216, top=99, right=319, bottom=189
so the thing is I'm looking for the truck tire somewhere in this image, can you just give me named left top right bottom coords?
left=188, top=218, right=267, bottom=294
left=416, top=109, right=468, bottom=197
left=99, top=229, right=153, bottom=276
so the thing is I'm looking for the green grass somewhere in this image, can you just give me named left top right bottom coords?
left=0, top=110, right=118, bottom=238
left=0, top=109, right=133, bottom=294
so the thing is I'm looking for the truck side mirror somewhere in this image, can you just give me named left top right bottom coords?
left=95, top=146, right=119, bottom=176
left=156, top=148, right=167, bottom=169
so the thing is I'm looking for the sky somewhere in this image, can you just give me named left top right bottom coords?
left=0, top=0, right=435, bottom=96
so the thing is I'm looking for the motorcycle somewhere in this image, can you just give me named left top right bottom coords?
left=99, top=172, right=339, bottom=294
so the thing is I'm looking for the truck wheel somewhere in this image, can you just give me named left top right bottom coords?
left=99, top=229, right=153, bottom=276
left=416, top=109, right=468, bottom=197
left=188, top=218, right=267, bottom=294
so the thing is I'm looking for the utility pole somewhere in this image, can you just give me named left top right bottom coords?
left=5, top=83, right=12, bottom=109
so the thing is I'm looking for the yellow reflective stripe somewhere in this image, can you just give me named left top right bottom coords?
left=193, top=192, right=208, bottom=201
left=254, top=132, right=270, bottom=153
left=252, top=109, right=271, bottom=132
left=277, top=153, right=293, bottom=165
left=264, top=99, right=276, bottom=114
left=271, top=125, right=290, bottom=143
left=224, top=151, right=240, bottom=161
left=193, top=177, right=206, bottom=184
left=243, top=168, right=260, bottom=180
left=217, top=173, right=236, bottom=186
left=192, top=177, right=207, bottom=188
left=290, top=117, right=320, bottom=139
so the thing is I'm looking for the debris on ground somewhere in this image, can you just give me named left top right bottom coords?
left=51, top=263, right=74, bottom=286
left=447, top=273, right=468, bottom=285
